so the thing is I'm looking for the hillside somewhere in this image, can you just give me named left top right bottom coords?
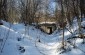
left=0, top=18, right=85, bottom=55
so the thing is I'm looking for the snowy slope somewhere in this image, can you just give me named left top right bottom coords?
left=0, top=19, right=85, bottom=55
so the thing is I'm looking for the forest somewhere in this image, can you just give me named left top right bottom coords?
left=0, top=0, right=85, bottom=55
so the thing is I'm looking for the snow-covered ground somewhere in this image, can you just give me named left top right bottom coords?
left=0, top=18, right=85, bottom=55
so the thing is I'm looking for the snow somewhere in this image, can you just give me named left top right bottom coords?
left=39, top=22, right=56, bottom=24
left=0, top=18, right=85, bottom=55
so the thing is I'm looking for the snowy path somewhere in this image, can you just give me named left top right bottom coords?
left=0, top=19, right=85, bottom=55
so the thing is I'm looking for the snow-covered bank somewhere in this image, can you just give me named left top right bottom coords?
left=0, top=19, right=85, bottom=55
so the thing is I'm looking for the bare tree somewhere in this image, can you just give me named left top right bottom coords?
left=0, top=0, right=7, bottom=21
left=20, top=0, right=41, bottom=25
